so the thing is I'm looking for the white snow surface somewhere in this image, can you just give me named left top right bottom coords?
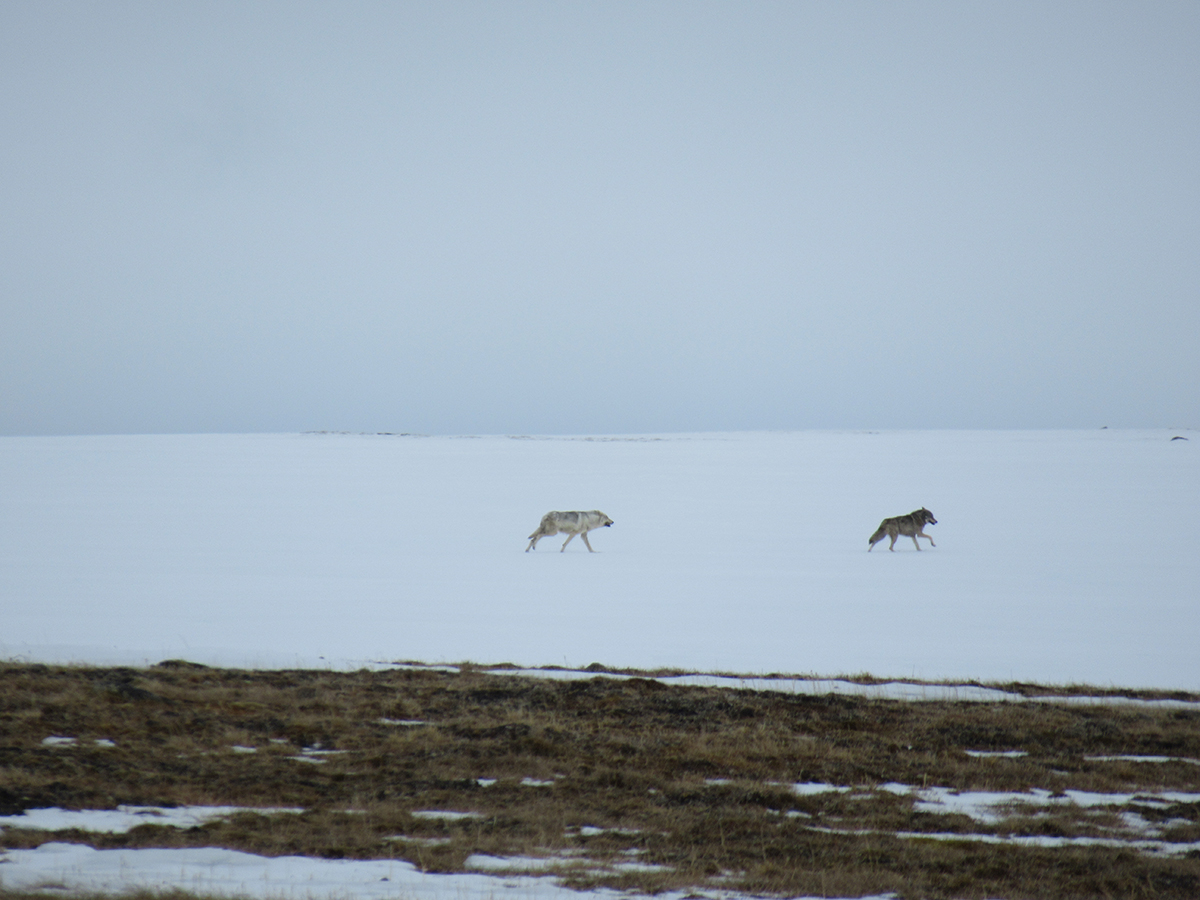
left=880, top=784, right=1200, bottom=823
left=0, top=842, right=896, bottom=900
left=0, top=806, right=302, bottom=834
left=1, top=429, right=1197, bottom=689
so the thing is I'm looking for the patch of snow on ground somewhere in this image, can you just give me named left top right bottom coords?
left=791, top=782, right=851, bottom=796
left=964, top=750, right=1027, bottom=758
left=465, top=854, right=570, bottom=872
left=879, top=784, right=1200, bottom=824
left=890, top=831, right=1200, bottom=856
left=0, top=806, right=302, bottom=834
left=489, top=668, right=1200, bottom=708
left=0, top=843, right=895, bottom=900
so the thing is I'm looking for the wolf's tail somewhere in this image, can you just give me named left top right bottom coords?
left=868, top=525, right=886, bottom=544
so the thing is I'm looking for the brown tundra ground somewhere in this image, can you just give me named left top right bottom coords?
left=1, top=661, right=1199, bottom=899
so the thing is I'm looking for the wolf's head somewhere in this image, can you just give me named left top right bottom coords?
left=596, top=512, right=614, bottom=527
left=918, top=508, right=937, bottom=525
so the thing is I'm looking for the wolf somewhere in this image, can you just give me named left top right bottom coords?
left=526, top=510, right=614, bottom=552
left=868, top=508, right=937, bottom=552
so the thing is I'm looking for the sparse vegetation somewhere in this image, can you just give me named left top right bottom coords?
left=2, top=661, right=1199, bottom=898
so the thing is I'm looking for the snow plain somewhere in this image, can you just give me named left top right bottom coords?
left=2, top=428, right=1197, bottom=689
left=1, top=428, right=1198, bottom=900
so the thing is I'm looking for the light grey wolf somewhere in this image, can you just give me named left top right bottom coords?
left=526, top=510, right=614, bottom=552
left=868, top=508, right=937, bottom=552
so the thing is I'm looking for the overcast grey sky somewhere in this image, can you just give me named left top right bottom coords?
left=2, top=1, right=1197, bottom=436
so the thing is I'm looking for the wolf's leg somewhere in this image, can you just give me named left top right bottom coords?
left=889, top=534, right=898, bottom=551
left=919, top=533, right=935, bottom=547
left=526, top=535, right=540, bottom=552
left=911, top=535, right=922, bottom=550
left=581, top=532, right=595, bottom=552
left=560, top=533, right=576, bottom=551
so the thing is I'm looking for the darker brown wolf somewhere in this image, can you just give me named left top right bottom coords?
left=868, top=508, right=937, bottom=552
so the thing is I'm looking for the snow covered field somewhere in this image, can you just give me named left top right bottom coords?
left=1, top=429, right=1197, bottom=689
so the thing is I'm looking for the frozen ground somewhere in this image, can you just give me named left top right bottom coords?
left=5, top=780, right=1200, bottom=899
left=1, top=429, right=1197, bottom=689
